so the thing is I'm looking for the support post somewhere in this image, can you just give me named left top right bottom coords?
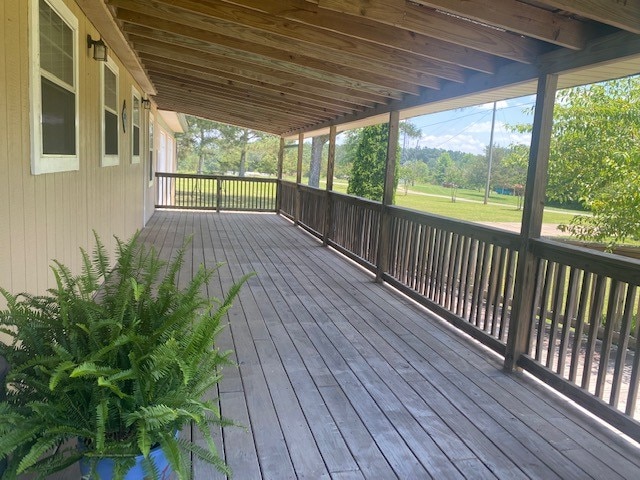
left=323, top=126, right=337, bottom=246
left=216, top=177, right=222, bottom=213
left=376, top=111, right=400, bottom=283
left=504, top=73, right=558, bottom=371
left=276, top=137, right=284, bottom=213
left=295, top=133, right=304, bottom=225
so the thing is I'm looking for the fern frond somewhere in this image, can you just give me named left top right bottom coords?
left=91, top=229, right=111, bottom=279
left=95, top=399, right=109, bottom=451
left=16, top=435, right=63, bottom=474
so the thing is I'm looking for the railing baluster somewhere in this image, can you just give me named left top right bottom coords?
left=557, top=267, right=581, bottom=376
left=484, top=245, right=501, bottom=333
left=595, top=280, right=623, bottom=399
left=611, top=286, right=637, bottom=408
left=489, top=246, right=507, bottom=337
left=446, top=233, right=460, bottom=311
left=582, top=275, right=607, bottom=392
left=547, top=264, right=567, bottom=370
left=625, top=291, right=640, bottom=416
left=535, top=261, right=555, bottom=363
left=499, top=249, right=516, bottom=341
left=569, top=272, right=592, bottom=382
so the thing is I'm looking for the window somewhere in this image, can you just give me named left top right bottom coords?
left=101, top=56, right=119, bottom=166
left=30, top=0, right=79, bottom=175
left=131, top=87, right=141, bottom=164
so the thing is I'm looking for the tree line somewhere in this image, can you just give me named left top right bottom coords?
left=176, top=75, right=640, bottom=245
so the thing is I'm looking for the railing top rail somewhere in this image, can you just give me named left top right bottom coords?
left=280, top=180, right=298, bottom=187
left=387, top=205, right=521, bottom=249
left=531, top=238, right=640, bottom=285
left=155, top=172, right=278, bottom=183
left=329, top=190, right=383, bottom=209
left=298, top=185, right=327, bottom=196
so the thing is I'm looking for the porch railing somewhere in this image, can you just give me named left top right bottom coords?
left=155, top=172, right=277, bottom=211
left=290, top=183, right=640, bottom=441
left=155, top=173, right=640, bottom=440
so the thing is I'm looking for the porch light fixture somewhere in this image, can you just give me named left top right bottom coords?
left=141, top=98, right=151, bottom=110
left=87, top=35, right=108, bottom=62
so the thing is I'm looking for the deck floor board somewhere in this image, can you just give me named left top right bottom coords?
left=42, top=211, right=640, bottom=479
left=160, top=211, right=640, bottom=480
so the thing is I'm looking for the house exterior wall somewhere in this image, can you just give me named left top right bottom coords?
left=0, top=0, right=170, bottom=302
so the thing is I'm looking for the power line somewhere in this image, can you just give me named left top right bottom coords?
left=409, top=101, right=536, bottom=131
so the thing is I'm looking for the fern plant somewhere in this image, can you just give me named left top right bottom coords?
left=0, top=231, right=250, bottom=479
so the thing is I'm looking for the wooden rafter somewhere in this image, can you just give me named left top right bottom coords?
left=537, top=0, right=640, bottom=34
left=410, top=0, right=594, bottom=49
left=316, top=0, right=546, bottom=63
left=214, top=0, right=499, bottom=73
left=99, top=0, right=640, bottom=135
left=111, top=1, right=461, bottom=84
left=128, top=35, right=420, bottom=97
left=124, top=27, right=426, bottom=95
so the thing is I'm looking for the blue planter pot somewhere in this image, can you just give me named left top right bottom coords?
left=79, top=443, right=172, bottom=480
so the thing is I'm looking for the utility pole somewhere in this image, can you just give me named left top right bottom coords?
left=484, top=101, right=497, bottom=205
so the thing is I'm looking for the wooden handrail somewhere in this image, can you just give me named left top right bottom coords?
left=531, top=238, right=640, bottom=284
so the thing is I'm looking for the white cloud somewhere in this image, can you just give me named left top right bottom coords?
left=465, top=120, right=507, bottom=133
left=495, top=130, right=531, bottom=146
left=419, top=134, right=487, bottom=155
left=477, top=100, right=509, bottom=110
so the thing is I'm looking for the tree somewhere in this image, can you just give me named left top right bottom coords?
left=399, top=161, right=429, bottom=194
left=214, top=124, right=265, bottom=176
left=347, top=124, right=398, bottom=201
left=400, top=121, right=422, bottom=161
left=500, top=144, right=529, bottom=209
left=334, top=130, right=361, bottom=180
left=444, top=164, right=463, bottom=202
left=176, top=116, right=274, bottom=175
left=176, top=117, right=219, bottom=173
left=309, top=134, right=329, bottom=187
left=434, top=152, right=454, bottom=185
left=512, top=76, right=640, bottom=244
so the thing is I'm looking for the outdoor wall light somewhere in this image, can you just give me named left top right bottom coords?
left=87, top=35, right=108, bottom=62
left=141, top=98, right=152, bottom=110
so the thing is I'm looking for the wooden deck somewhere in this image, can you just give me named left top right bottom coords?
left=47, top=211, right=640, bottom=479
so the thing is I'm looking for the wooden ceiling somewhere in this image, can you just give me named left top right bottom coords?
left=103, top=0, right=640, bottom=135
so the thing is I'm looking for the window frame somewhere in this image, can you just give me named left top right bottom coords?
left=101, top=55, right=119, bottom=167
left=131, top=86, right=141, bottom=164
left=29, top=0, right=80, bottom=175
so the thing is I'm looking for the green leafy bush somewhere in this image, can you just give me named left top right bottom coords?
left=0, top=232, right=249, bottom=479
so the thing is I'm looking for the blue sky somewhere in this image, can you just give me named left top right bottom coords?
left=404, top=94, right=536, bottom=155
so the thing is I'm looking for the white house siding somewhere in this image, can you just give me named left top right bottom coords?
left=0, top=0, right=173, bottom=306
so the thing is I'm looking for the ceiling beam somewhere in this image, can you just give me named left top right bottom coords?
left=147, top=70, right=363, bottom=114
left=316, top=0, right=546, bottom=63
left=209, top=0, right=499, bottom=73
left=135, top=44, right=407, bottom=102
left=157, top=98, right=309, bottom=133
left=410, top=0, right=592, bottom=49
left=151, top=78, right=349, bottom=117
left=124, top=28, right=433, bottom=96
left=139, top=54, right=395, bottom=106
left=159, top=92, right=318, bottom=125
left=154, top=83, right=335, bottom=122
left=117, top=8, right=444, bottom=86
left=110, top=0, right=466, bottom=83
left=536, top=0, right=640, bottom=34
left=129, top=35, right=422, bottom=96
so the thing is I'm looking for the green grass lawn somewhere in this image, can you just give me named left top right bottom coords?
left=319, top=180, right=577, bottom=227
